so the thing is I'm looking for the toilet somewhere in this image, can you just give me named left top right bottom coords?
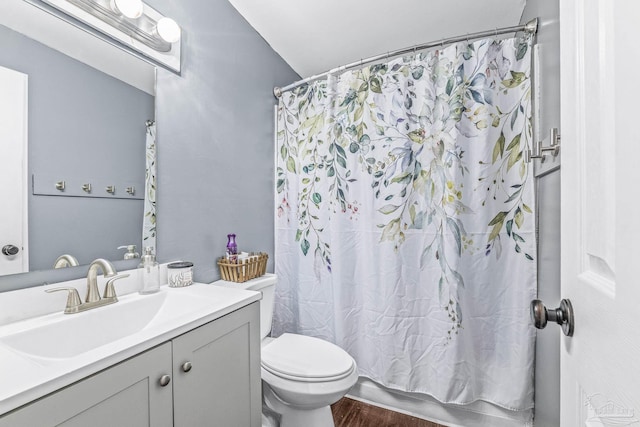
left=213, top=274, right=358, bottom=427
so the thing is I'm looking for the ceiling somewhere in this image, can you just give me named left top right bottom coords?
left=228, top=0, right=527, bottom=80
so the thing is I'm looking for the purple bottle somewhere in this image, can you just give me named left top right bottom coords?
left=226, top=234, right=238, bottom=261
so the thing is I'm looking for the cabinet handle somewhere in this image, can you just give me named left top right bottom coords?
left=159, top=375, right=171, bottom=387
left=182, top=361, right=192, bottom=372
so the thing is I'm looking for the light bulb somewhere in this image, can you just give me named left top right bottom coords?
left=157, top=17, right=181, bottom=43
left=112, top=0, right=143, bottom=19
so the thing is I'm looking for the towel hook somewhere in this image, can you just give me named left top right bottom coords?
left=525, top=127, right=561, bottom=163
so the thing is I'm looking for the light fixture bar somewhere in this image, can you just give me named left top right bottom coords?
left=66, top=0, right=170, bottom=52
left=112, top=0, right=143, bottom=19
left=38, top=0, right=182, bottom=72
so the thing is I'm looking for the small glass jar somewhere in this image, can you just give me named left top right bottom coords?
left=167, top=261, right=194, bottom=288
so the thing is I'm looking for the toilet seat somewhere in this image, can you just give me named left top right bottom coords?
left=262, top=333, right=355, bottom=383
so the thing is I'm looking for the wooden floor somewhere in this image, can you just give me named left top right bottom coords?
left=331, top=397, right=446, bottom=427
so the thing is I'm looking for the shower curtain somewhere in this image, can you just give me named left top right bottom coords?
left=274, top=36, right=536, bottom=410
left=142, top=121, right=156, bottom=250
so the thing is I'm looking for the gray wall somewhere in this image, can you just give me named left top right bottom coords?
left=0, top=24, right=153, bottom=271
left=520, top=2, right=562, bottom=427
left=147, top=0, right=299, bottom=282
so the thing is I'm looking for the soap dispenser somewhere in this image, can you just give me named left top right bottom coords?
left=118, top=245, right=139, bottom=260
left=138, top=246, right=160, bottom=294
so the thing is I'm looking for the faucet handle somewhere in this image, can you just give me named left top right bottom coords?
left=45, top=287, right=82, bottom=314
left=103, top=274, right=130, bottom=300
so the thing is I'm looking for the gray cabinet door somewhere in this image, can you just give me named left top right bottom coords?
left=0, top=342, right=173, bottom=427
left=172, top=302, right=261, bottom=427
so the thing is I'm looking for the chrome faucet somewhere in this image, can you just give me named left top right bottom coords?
left=85, top=258, right=117, bottom=303
left=53, top=254, right=79, bottom=269
left=45, top=259, right=130, bottom=314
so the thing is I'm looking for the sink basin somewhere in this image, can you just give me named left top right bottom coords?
left=0, top=289, right=216, bottom=360
left=0, top=279, right=262, bottom=416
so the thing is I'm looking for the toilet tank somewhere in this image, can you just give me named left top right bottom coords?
left=211, top=273, right=276, bottom=340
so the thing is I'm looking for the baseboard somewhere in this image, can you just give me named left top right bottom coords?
left=347, top=378, right=533, bottom=427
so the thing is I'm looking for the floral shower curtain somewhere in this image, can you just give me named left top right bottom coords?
left=274, top=36, right=536, bottom=410
left=142, top=121, right=156, bottom=250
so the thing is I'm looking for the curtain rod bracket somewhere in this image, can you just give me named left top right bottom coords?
left=524, top=18, right=538, bottom=34
left=274, top=87, right=283, bottom=99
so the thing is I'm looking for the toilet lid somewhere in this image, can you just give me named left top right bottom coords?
left=261, top=333, right=355, bottom=381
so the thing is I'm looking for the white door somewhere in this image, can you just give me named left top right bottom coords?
left=560, top=1, right=640, bottom=425
left=0, top=66, right=28, bottom=276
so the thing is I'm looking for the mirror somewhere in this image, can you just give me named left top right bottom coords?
left=0, top=0, right=156, bottom=281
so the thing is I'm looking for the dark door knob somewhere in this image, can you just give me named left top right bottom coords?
left=2, top=245, right=19, bottom=256
left=530, top=299, right=574, bottom=336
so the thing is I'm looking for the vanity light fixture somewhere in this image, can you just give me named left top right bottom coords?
left=64, top=0, right=180, bottom=51
left=111, top=0, right=143, bottom=19
left=39, top=0, right=182, bottom=72
left=156, top=17, right=180, bottom=43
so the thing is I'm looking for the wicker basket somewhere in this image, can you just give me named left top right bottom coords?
left=217, top=252, right=268, bottom=283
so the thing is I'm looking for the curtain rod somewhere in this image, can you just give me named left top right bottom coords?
left=273, top=18, right=538, bottom=98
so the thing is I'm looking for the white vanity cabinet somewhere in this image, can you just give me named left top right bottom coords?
left=172, top=300, right=261, bottom=427
left=0, top=342, right=174, bottom=427
left=0, top=302, right=261, bottom=427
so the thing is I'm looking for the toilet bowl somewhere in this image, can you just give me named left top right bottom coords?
left=213, top=274, right=358, bottom=427
left=261, top=333, right=358, bottom=426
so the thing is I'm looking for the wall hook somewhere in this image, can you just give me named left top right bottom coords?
left=106, top=185, right=116, bottom=194
left=55, top=181, right=65, bottom=191
left=126, top=186, right=135, bottom=195
left=525, top=128, right=561, bottom=163
left=82, top=183, right=92, bottom=193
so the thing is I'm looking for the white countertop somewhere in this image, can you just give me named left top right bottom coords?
left=0, top=277, right=260, bottom=416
